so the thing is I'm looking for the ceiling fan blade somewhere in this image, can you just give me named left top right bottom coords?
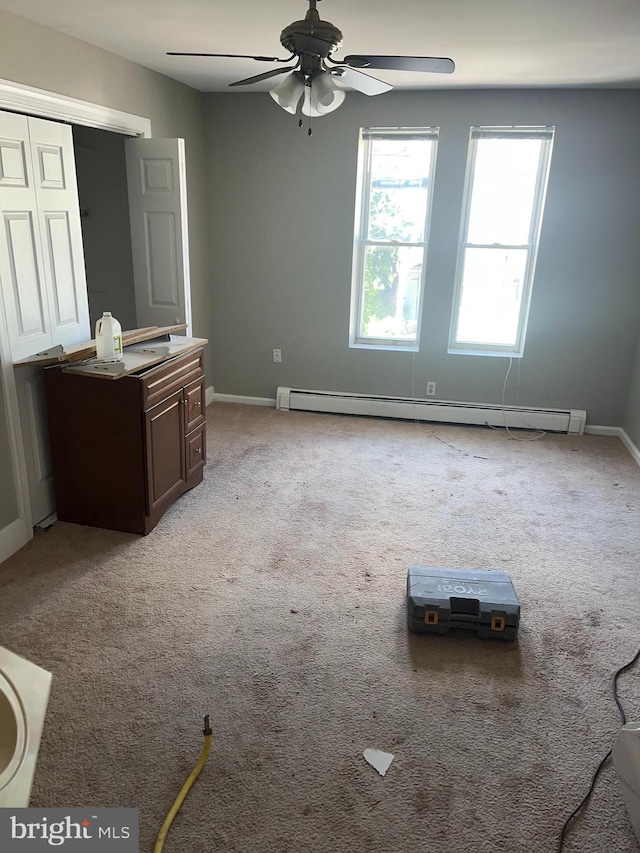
left=167, top=52, right=292, bottom=63
left=292, top=32, right=335, bottom=56
left=329, top=66, right=392, bottom=97
left=343, top=55, right=455, bottom=74
left=228, top=66, right=298, bottom=87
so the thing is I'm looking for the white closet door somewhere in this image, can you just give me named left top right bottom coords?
left=125, top=137, right=192, bottom=332
left=13, top=366, right=54, bottom=526
left=0, top=112, right=52, bottom=362
left=28, top=116, right=90, bottom=347
left=0, top=111, right=89, bottom=525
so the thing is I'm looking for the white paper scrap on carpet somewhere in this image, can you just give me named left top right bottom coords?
left=363, top=748, right=394, bottom=776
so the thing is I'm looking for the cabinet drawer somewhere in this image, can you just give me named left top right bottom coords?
left=184, top=377, right=206, bottom=434
left=141, top=349, right=204, bottom=411
left=185, top=423, right=206, bottom=486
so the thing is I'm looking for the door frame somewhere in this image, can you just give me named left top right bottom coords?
left=0, top=77, right=151, bottom=561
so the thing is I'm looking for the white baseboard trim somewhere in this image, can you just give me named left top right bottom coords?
left=620, top=431, right=640, bottom=467
left=205, top=385, right=215, bottom=406
left=212, top=393, right=276, bottom=407
left=584, top=425, right=621, bottom=436
left=585, top=425, right=640, bottom=467
left=584, top=424, right=624, bottom=438
left=0, top=517, right=30, bottom=565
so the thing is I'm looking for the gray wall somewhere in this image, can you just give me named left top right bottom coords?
left=624, top=336, right=640, bottom=447
left=73, top=125, right=137, bottom=332
left=205, top=89, right=640, bottom=426
left=0, top=10, right=211, bottom=534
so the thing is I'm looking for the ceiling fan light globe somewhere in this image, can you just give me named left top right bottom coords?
left=316, top=88, right=345, bottom=114
left=269, top=71, right=305, bottom=114
left=302, top=72, right=346, bottom=116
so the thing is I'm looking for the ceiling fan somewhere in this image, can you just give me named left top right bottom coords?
left=168, top=0, right=455, bottom=130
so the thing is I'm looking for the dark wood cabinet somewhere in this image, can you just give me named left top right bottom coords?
left=44, top=346, right=207, bottom=535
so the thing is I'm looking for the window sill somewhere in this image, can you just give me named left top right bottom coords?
left=448, top=347, right=523, bottom=358
left=350, top=342, right=419, bottom=353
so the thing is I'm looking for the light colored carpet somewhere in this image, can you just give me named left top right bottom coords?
left=1, top=402, right=639, bottom=852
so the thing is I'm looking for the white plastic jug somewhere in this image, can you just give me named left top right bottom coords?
left=95, top=312, right=123, bottom=360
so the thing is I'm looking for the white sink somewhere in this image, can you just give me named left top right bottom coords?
left=0, top=648, right=51, bottom=807
left=0, top=673, right=26, bottom=788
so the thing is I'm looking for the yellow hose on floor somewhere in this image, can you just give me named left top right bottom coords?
left=153, top=715, right=212, bottom=853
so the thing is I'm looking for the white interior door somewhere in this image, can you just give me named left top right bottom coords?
left=125, top=137, right=192, bottom=332
left=0, top=111, right=89, bottom=525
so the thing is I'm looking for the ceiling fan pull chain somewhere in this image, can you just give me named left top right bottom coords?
left=295, top=87, right=313, bottom=134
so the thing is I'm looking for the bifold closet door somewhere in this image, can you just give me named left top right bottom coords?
left=0, top=110, right=89, bottom=524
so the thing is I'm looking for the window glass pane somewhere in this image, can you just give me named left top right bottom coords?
left=367, top=138, right=433, bottom=243
left=467, top=139, right=542, bottom=245
left=455, top=248, right=528, bottom=346
left=360, top=245, right=424, bottom=341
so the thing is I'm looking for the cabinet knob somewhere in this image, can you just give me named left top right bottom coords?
left=194, top=447, right=201, bottom=454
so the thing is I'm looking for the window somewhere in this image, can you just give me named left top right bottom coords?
left=349, top=128, right=439, bottom=350
left=449, top=127, right=554, bottom=357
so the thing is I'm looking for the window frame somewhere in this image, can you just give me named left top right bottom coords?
left=349, top=127, right=439, bottom=352
left=448, top=126, right=555, bottom=358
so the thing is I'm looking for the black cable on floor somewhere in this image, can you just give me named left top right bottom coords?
left=557, top=646, right=640, bottom=852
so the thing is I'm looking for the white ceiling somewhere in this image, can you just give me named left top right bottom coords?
left=3, top=0, right=640, bottom=92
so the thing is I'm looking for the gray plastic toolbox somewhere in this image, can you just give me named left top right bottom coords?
left=407, top=566, right=520, bottom=640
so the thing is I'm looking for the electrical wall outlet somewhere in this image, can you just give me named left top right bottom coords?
left=272, top=348, right=282, bottom=363
left=426, top=381, right=436, bottom=396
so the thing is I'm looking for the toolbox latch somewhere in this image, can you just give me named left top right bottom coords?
left=490, top=615, right=506, bottom=632
left=424, top=609, right=439, bottom=626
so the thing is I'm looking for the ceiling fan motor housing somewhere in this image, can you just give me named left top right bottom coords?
left=280, top=7, right=343, bottom=57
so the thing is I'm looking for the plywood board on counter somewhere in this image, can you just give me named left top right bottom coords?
left=13, top=324, right=188, bottom=368
left=60, top=336, right=208, bottom=380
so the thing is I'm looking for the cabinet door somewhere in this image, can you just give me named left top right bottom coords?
left=145, top=390, right=185, bottom=513
left=184, top=377, right=205, bottom=434
left=185, top=424, right=206, bottom=487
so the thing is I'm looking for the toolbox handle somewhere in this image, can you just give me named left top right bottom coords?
left=450, top=597, right=480, bottom=617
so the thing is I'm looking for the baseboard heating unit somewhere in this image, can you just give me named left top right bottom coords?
left=276, top=387, right=586, bottom=435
